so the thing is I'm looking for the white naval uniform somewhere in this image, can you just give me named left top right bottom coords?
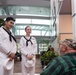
left=0, top=27, right=16, bottom=75
left=19, top=36, right=37, bottom=75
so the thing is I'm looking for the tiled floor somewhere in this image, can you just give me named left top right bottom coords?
left=14, top=73, right=40, bottom=75
left=14, top=58, right=43, bottom=73
left=14, top=58, right=42, bottom=75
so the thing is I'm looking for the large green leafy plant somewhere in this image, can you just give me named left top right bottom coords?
left=40, top=51, right=58, bottom=65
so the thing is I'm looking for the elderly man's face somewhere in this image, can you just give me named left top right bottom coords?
left=60, top=43, right=67, bottom=55
left=60, top=39, right=76, bottom=55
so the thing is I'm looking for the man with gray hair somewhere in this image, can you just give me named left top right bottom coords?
left=40, top=39, right=76, bottom=75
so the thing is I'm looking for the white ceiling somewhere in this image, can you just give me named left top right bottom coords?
left=60, top=0, right=71, bottom=14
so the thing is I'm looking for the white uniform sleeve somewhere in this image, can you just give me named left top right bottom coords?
left=11, top=42, right=16, bottom=53
left=10, top=33, right=16, bottom=53
left=32, top=37, right=37, bottom=55
left=0, top=31, right=10, bottom=54
left=19, top=37, right=28, bottom=56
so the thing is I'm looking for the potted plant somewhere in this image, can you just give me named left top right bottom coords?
left=40, top=51, right=58, bottom=67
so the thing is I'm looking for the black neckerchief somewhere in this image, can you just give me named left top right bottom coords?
left=24, top=36, right=33, bottom=46
left=2, top=27, right=17, bottom=43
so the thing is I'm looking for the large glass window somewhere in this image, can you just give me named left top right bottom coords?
left=0, top=5, right=56, bottom=53
left=0, top=6, right=50, bottom=17
left=15, top=18, right=51, bottom=36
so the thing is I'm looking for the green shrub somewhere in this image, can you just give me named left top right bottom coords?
left=40, top=51, right=58, bottom=65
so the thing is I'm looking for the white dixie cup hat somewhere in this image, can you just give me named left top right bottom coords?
left=25, top=59, right=35, bottom=67
left=4, top=58, right=14, bottom=70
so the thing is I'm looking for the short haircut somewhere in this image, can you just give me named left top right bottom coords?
left=5, top=17, right=15, bottom=22
left=25, top=26, right=31, bottom=31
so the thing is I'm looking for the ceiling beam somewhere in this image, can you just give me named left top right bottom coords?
left=0, top=0, right=50, bottom=7
left=0, top=15, right=50, bottom=20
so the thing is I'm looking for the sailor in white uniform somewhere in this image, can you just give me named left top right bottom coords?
left=19, top=26, right=37, bottom=75
left=0, top=17, right=17, bottom=75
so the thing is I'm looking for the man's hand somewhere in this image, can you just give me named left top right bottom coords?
left=9, top=57, right=13, bottom=61
left=9, top=53, right=15, bottom=60
left=27, top=54, right=34, bottom=60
